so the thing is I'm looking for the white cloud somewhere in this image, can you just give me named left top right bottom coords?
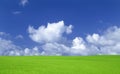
left=0, top=34, right=39, bottom=56
left=23, top=47, right=40, bottom=56
left=28, top=21, right=72, bottom=43
left=86, top=33, right=100, bottom=43
left=70, top=37, right=87, bottom=55
left=42, top=42, right=70, bottom=55
left=86, top=26, right=120, bottom=55
left=24, top=48, right=30, bottom=55
left=39, top=36, right=98, bottom=56
left=66, top=25, right=73, bottom=34
left=72, top=37, right=86, bottom=50
left=0, top=37, right=21, bottom=55
left=15, top=35, right=24, bottom=39
left=86, top=33, right=115, bottom=46
left=20, top=0, right=29, bottom=7
left=0, top=32, right=6, bottom=36
left=1, top=21, right=120, bottom=56
left=39, top=25, right=120, bottom=55
left=0, top=33, right=24, bottom=56
left=12, top=11, right=22, bottom=15
left=0, top=32, right=9, bottom=36
left=27, top=21, right=120, bottom=56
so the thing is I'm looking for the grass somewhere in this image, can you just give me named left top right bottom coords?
left=0, top=55, right=120, bottom=74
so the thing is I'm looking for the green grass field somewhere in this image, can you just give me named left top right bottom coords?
left=0, top=55, right=120, bottom=74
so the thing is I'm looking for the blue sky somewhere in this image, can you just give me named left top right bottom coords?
left=0, top=0, right=120, bottom=55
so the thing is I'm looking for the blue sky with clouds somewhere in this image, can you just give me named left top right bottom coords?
left=0, top=0, right=120, bottom=55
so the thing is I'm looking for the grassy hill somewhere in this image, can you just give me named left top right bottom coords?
left=0, top=55, right=120, bottom=74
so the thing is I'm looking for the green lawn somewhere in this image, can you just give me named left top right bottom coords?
left=0, top=55, right=120, bottom=74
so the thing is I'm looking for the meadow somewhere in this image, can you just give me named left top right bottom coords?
left=0, top=55, right=120, bottom=74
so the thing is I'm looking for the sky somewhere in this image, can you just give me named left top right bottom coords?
left=0, top=0, right=120, bottom=55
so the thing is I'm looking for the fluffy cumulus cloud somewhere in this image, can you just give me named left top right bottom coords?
left=28, top=21, right=73, bottom=43
left=0, top=37, right=21, bottom=55
left=0, top=32, right=39, bottom=56
left=86, top=26, right=120, bottom=55
left=41, top=42, right=70, bottom=56
left=1, top=21, right=120, bottom=56
left=28, top=21, right=120, bottom=56
left=70, top=37, right=87, bottom=55
left=0, top=37, right=41, bottom=56
left=24, top=47, right=40, bottom=56
left=40, top=37, right=98, bottom=56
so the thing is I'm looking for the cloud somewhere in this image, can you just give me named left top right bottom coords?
left=40, top=37, right=97, bottom=56
left=27, top=21, right=120, bottom=56
left=20, top=0, right=29, bottom=7
left=0, top=37, right=21, bottom=55
left=40, top=36, right=98, bottom=56
left=0, top=36, right=40, bottom=56
left=28, top=21, right=72, bottom=43
left=15, top=35, right=24, bottom=39
left=70, top=37, right=87, bottom=55
left=0, top=32, right=9, bottom=36
left=66, top=25, right=73, bottom=34
left=86, top=26, right=120, bottom=55
left=0, top=32, right=10, bottom=39
left=23, top=47, right=40, bottom=56
left=41, top=42, right=70, bottom=55
left=0, top=32, right=22, bottom=55
left=1, top=21, right=120, bottom=56
left=12, top=11, right=22, bottom=15
left=0, top=32, right=7, bottom=36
